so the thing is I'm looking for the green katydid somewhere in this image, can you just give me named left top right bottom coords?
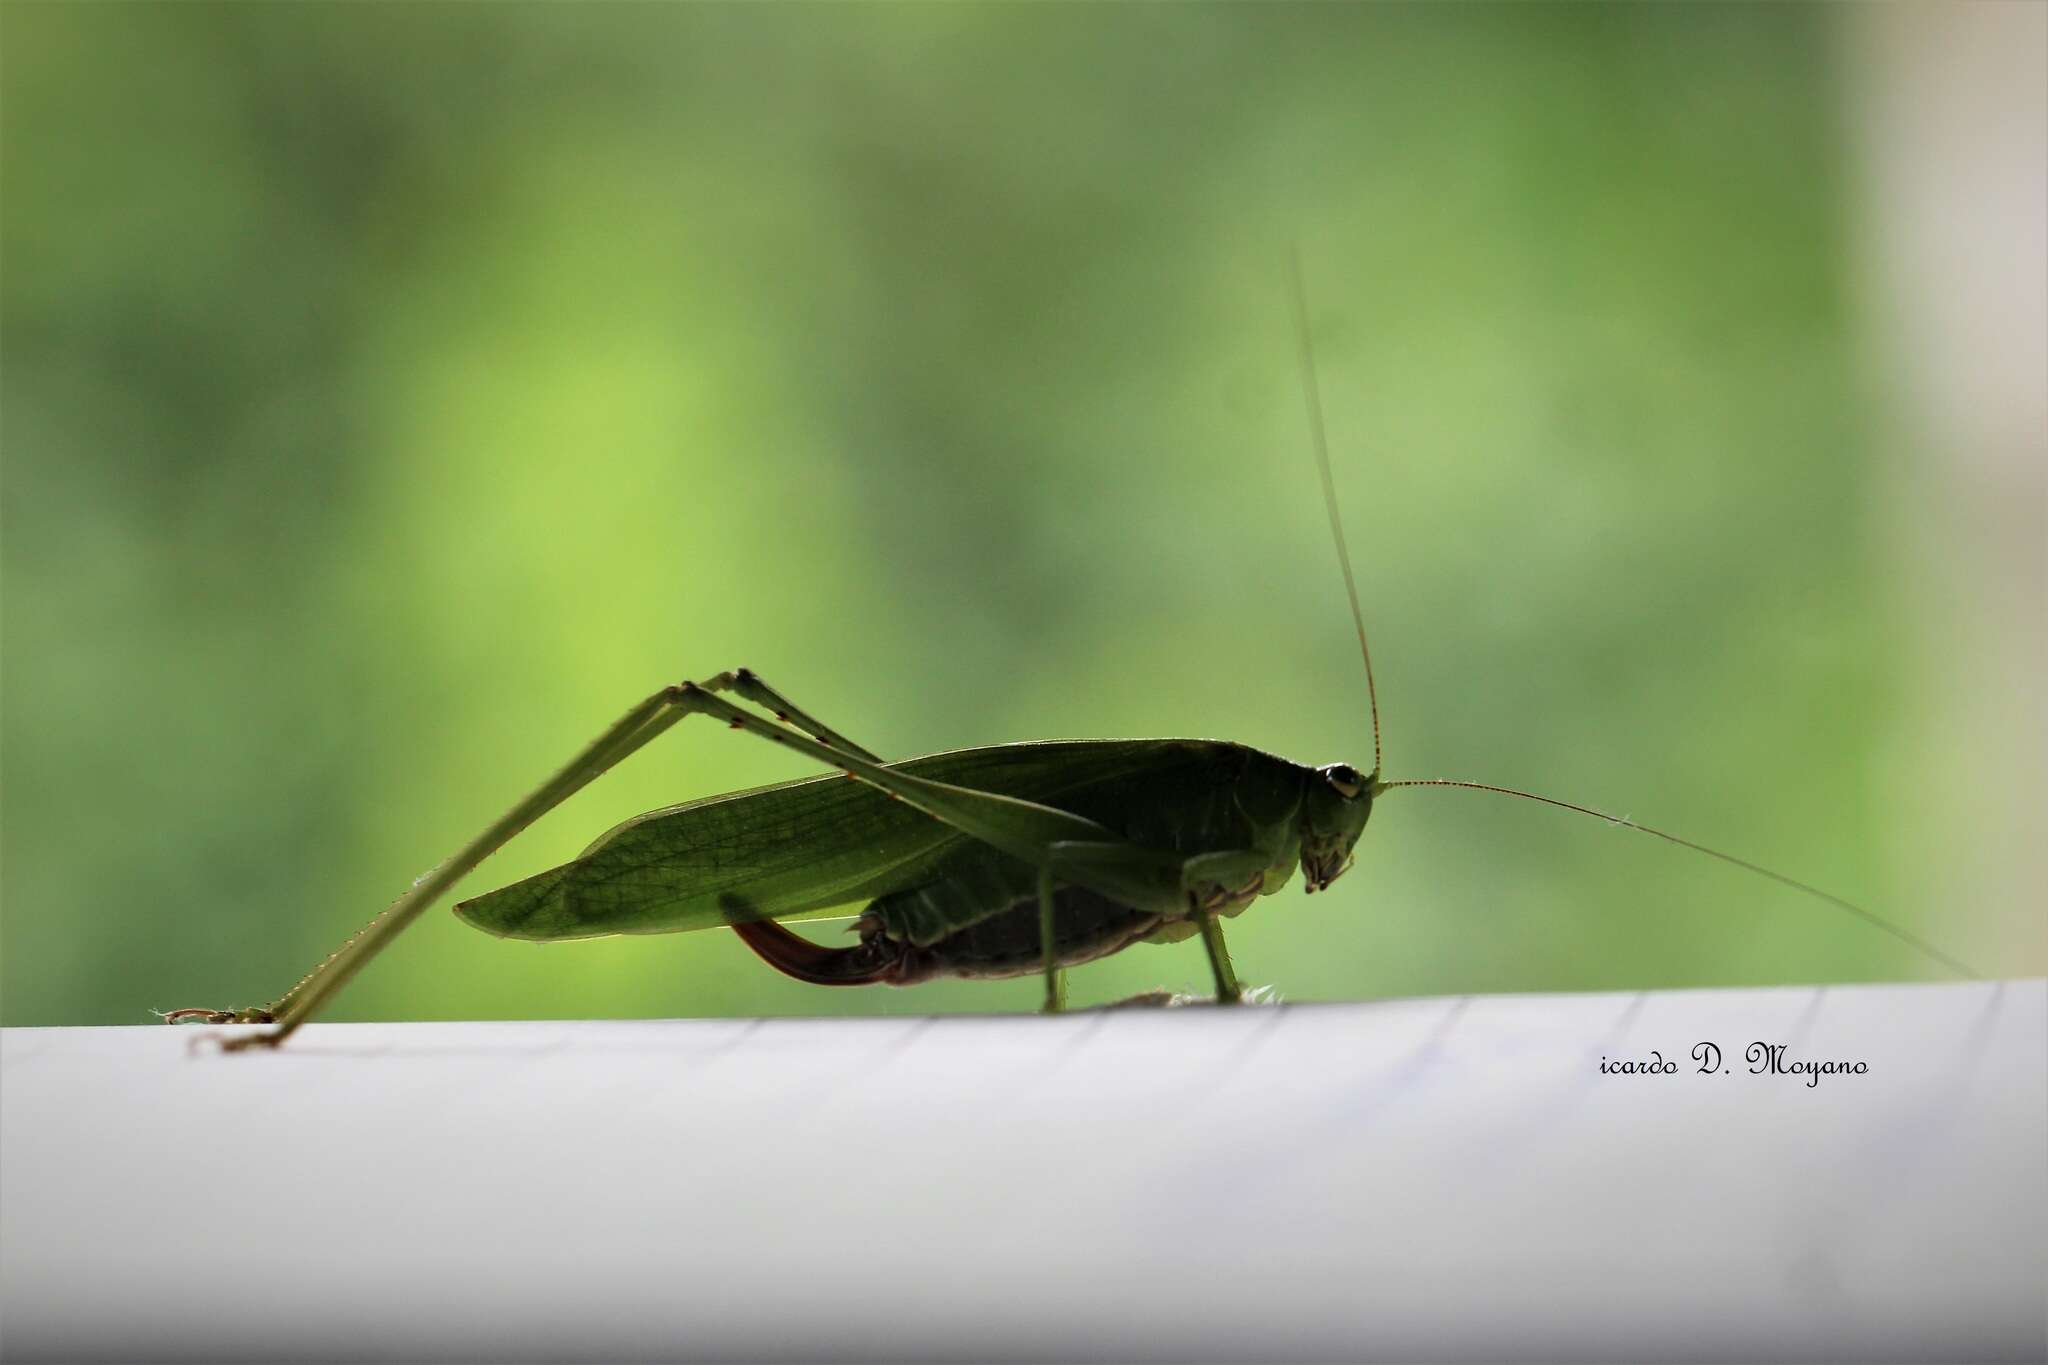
left=167, top=259, right=1978, bottom=1050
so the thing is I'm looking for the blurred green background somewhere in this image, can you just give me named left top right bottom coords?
left=2, top=4, right=2031, bottom=1026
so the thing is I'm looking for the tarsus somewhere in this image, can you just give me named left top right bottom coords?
left=1378, top=778, right=1982, bottom=979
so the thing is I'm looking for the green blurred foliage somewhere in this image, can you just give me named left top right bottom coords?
left=0, top=4, right=1953, bottom=1025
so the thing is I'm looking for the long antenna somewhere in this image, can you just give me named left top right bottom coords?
left=1380, top=778, right=1982, bottom=979
left=1291, top=247, right=1383, bottom=778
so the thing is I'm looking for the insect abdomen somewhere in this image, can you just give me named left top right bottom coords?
left=730, top=886, right=1163, bottom=988
left=911, top=887, right=1164, bottom=980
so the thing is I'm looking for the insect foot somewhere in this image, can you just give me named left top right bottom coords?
left=1098, top=990, right=1205, bottom=1009
left=157, top=1007, right=277, bottom=1026
left=1096, top=984, right=1282, bottom=1009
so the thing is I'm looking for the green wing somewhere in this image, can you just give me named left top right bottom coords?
left=453, top=739, right=1265, bottom=942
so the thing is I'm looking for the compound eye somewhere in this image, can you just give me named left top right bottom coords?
left=1322, top=764, right=1363, bottom=799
